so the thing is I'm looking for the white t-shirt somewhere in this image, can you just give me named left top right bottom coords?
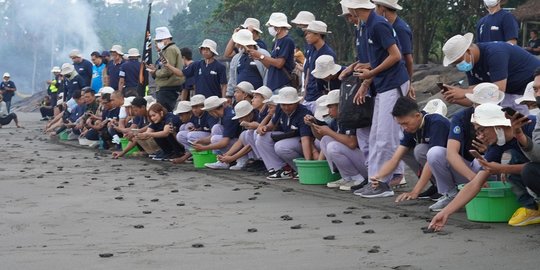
left=119, top=107, right=127, bottom=119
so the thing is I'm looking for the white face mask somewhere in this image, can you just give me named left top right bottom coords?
left=494, top=127, right=506, bottom=146
left=484, top=0, right=499, bottom=8
left=268, top=27, right=277, bottom=37
left=157, top=42, right=165, bottom=50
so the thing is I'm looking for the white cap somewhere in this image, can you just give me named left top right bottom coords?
left=515, top=81, right=535, bottom=104
left=252, top=86, right=273, bottom=101
left=314, top=95, right=329, bottom=121
left=339, top=2, right=351, bottom=16
left=471, top=103, right=511, bottom=127
left=155, top=26, right=172, bottom=40
left=127, top=48, right=140, bottom=57
left=465, top=83, right=505, bottom=105
left=144, top=95, right=156, bottom=105
left=202, top=96, right=228, bottom=111
left=423, top=99, right=448, bottom=117
left=235, top=81, right=254, bottom=95
left=190, top=94, right=206, bottom=106
left=232, top=29, right=257, bottom=46
left=110, top=45, right=124, bottom=55
left=263, top=95, right=278, bottom=105
left=96, top=86, right=115, bottom=97
left=58, top=92, right=64, bottom=98
left=291, top=11, right=316, bottom=26
left=442, top=33, right=474, bottom=67
left=274, top=87, right=303, bottom=104
left=60, top=63, right=74, bottom=75
left=372, top=0, right=403, bottom=10
left=3, top=72, right=10, bottom=77
left=266, top=12, right=292, bottom=29
left=241, top=18, right=263, bottom=33
left=321, top=89, right=340, bottom=107
left=341, top=0, right=376, bottom=9
left=51, top=66, right=61, bottom=73
left=69, top=49, right=83, bottom=58
left=173, top=101, right=192, bottom=114
left=311, top=55, right=341, bottom=79
left=122, top=96, right=136, bottom=107
left=199, top=39, right=219, bottom=55
left=232, top=100, right=254, bottom=120
left=304, top=20, right=331, bottom=34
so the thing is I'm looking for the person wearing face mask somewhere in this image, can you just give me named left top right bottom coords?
left=248, top=13, right=296, bottom=92
left=476, top=0, right=519, bottom=44
left=430, top=102, right=539, bottom=231
left=60, top=63, right=87, bottom=101
left=441, top=32, right=540, bottom=115
left=232, top=29, right=270, bottom=92
left=291, top=11, right=316, bottom=73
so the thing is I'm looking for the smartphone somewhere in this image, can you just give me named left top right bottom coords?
left=469, top=150, right=486, bottom=161
left=437, top=82, right=449, bottom=93
left=353, top=72, right=361, bottom=77
left=501, top=107, right=525, bottom=118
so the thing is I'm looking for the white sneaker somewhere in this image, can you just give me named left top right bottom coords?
left=78, top=137, right=90, bottom=146
left=229, top=156, right=248, bottom=171
left=340, top=179, right=365, bottom=191
left=327, top=179, right=349, bottom=188
left=67, top=132, right=78, bottom=141
left=429, top=195, right=453, bottom=212
left=112, top=134, right=121, bottom=144
left=205, top=161, right=230, bottom=170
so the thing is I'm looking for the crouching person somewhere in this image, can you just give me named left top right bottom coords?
left=255, top=87, right=315, bottom=180
left=307, top=89, right=368, bottom=191
left=112, top=96, right=150, bottom=158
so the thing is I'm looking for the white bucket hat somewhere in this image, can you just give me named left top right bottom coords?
left=372, top=0, right=403, bottom=10
left=304, top=20, right=332, bottom=35
left=442, top=33, right=474, bottom=67
left=423, top=99, right=448, bottom=117
left=274, top=87, right=303, bottom=104
left=266, top=12, right=292, bottom=29
left=155, top=26, right=172, bottom=40
left=127, top=48, right=140, bottom=57
left=515, top=81, right=535, bottom=104
left=341, top=0, right=376, bottom=9
left=252, top=86, right=273, bottom=101
left=202, top=96, right=228, bottom=111
left=465, top=82, right=505, bottom=105
left=110, top=45, right=124, bottom=55
left=96, top=86, right=115, bottom=97
left=2, top=72, right=10, bottom=77
left=232, top=29, right=257, bottom=46
left=144, top=95, right=156, bottom=105
left=173, top=101, right=192, bottom=114
left=263, top=95, right=278, bottom=105
left=51, top=66, right=61, bottom=73
left=471, top=103, right=511, bottom=127
left=241, top=18, right=263, bottom=33
left=190, top=94, right=206, bottom=106
left=200, top=39, right=219, bottom=55
left=232, top=100, right=254, bottom=120
left=69, top=49, right=83, bottom=58
left=339, top=2, right=351, bottom=16
left=311, top=55, right=341, bottom=79
left=60, top=63, right=75, bottom=75
left=321, top=89, right=340, bottom=107
left=314, top=95, right=329, bottom=121
left=122, top=96, right=136, bottom=107
left=235, top=81, right=255, bottom=95
left=291, top=11, right=316, bottom=26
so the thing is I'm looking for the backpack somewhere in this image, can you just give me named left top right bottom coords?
left=338, top=75, right=374, bottom=129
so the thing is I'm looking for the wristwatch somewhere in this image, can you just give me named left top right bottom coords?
left=259, top=55, right=265, bottom=60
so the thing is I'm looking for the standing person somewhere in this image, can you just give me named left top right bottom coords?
left=524, top=30, right=540, bottom=56
left=150, top=26, right=185, bottom=112
left=60, top=63, right=86, bottom=101
left=90, top=51, right=106, bottom=93
left=373, top=0, right=415, bottom=99
left=224, top=18, right=267, bottom=58
left=180, top=47, right=195, bottom=101
left=69, top=49, right=93, bottom=86
left=118, top=48, right=142, bottom=97
left=248, top=13, right=296, bottom=93
left=476, top=0, right=519, bottom=44
left=46, top=66, right=62, bottom=108
left=0, top=73, right=16, bottom=113
left=106, top=45, right=125, bottom=91
left=345, top=0, right=411, bottom=197
left=0, top=94, right=21, bottom=128
left=232, top=29, right=270, bottom=90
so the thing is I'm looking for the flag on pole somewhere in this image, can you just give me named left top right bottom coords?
left=139, top=1, right=152, bottom=96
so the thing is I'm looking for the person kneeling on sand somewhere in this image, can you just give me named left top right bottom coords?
left=0, top=94, right=21, bottom=128
left=112, top=97, right=151, bottom=159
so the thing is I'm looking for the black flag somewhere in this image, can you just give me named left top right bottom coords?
left=139, top=1, right=152, bottom=96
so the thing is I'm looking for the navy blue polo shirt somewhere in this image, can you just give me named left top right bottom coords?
left=202, top=112, right=220, bottom=132
left=320, top=68, right=344, bottom=93
left=149, top=112, right=181, bottom=133
left=304, top=44, right=337, bottom=101
left=64, top=74, right=86, bottom=100
left=401, top=112, right=450, bottom=149
left=272, top=104, right=313, bottom=137
left=0, top=80, right=16, bottom=102
left=484, top=116, right=536, bottom=163
left=448, top=107, right=475, bottom=162
left=267, top=34, right=296, bottom=90
left=182, top=62, right=196, bottom=90
left=365, top=10, right=409, bottom=93
left=476, top=9, right=519, bottom=43
left=237, top=53, right=264, bottom=89
left=191, top=111, right=212, bottom=131
left=68, top=104, right=86, bottom=122
left=133, top=115, right=149, bottom=128
left=107, top=60, right=124, bottom=90
left=220, top=106, right=241, bottom=138
left=183, top=59, right=227, bottom=98
left=468, top=42, right=540, bottom=95
left=119, top=59, right=141, bottom=88
left=256, top=105, right=269, bottom=123
left=74, top=59, right=94, bottom=86
left=329, top=119, right=357, bottom=136
left=355, top=23, right=369, bottom=63
left=393, top=17, right=413, bottom=55
left=102, top=107, right=120, bottom=121
left=256, top=39, right=267, bottom=50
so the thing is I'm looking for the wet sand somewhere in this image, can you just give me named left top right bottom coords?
left=0, top=113, right=538, bottom=270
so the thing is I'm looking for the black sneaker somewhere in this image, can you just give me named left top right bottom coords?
left=245, top=160, right=265, bottom=172
left=418, top=185, right=440, bottom=200
left=350, top=179, right=369, bottom=191
left=266, top=168, right=292, bottom=180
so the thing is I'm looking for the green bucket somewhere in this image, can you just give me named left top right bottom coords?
left=294, top=158, right=341, bottom=185
left=120, top=138, right=140, bottom=157
left=190, top=149, right=217, bottom=169
left=59, top=130, right=69, bottom=140
left=458, top=181, right=521, bottom=222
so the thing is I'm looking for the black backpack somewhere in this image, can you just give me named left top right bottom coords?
left=338, top=75, right=374, bottom=129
